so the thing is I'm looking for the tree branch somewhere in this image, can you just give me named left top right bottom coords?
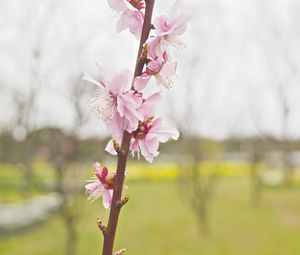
left=101, top=1, right=155, bottom=254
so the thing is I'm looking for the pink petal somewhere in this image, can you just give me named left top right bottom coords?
left=117, top=96, right=125, bottom=117
left=137, top=92, right=161, bottom=118
left=110, top=70, right=131, bottom=93
left=116, top=12, right=128, bottom=33
left=160, top=61, right=177, bottom=77
left=146, top=59, right=163, bottom=75
left=139, top=138, right=159, bottom=163
left=130, top=139, right=139, bottom=152
left=93, top=162, right=101, bottom=173
left=107, top=112, right=124, bottom=137
left=146, top=36, right=165, bottom=59
left=126, top=10, right=144, bottom=39
left=107, top=0, right=127, bottom=12
left=153, top=128, right=179, bottom=143
left=102, top=189, right=113, bottom=209
left=134, top=73, right=151, bottom=91
left=82, top=73, right=105, bottom=88
left=154, top=15, right=171, bottom=36
left=139, top=140, right=154, bottom=163
left=101, top=167, right=109, bottom=179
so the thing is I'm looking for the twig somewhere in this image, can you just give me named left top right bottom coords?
left=101, top=1, right=155, bottom=254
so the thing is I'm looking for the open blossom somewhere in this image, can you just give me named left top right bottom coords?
left=83, top=68, right=143, bottom=136
left=146, top=0, right=191, bottom=58
left=117, top=10, right=144, bottom=39
left=130, top=117, right=179, bottom=162
left=107, top=0, right=145, bottom=39
left=85, top=163, right=114, bottom=209
left=134, top=51, right=177, bottom=90
left=105, top=91, right=161, bottom=155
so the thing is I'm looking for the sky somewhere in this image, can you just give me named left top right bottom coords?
left=0, top=0, right=299, bottom=140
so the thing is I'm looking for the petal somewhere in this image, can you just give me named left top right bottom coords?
left=153, top=15, right=171, bottom=36
left=110, top=70, right=132, bottom=93
left=146, top=36, right=165, bottom=59
left=153, top=127, right=179, bottom=142
left=107, top=0, right=127, bottom=12
left=147, top=59, right=163, bottom=74
left=130, top=139, right=139, bottom=152
left=107, top=112, right=124, bottom=137
left=116, top=12, right=128, bottom=33
left=102, top=189, right=113, bottom=209
left=93, top=162, right=101, bottom=173
left=123, top=107, right=140, bottom=132
left=146, top=91, right=161, bottom=104
left=137, top=91, right=161, bottom=118
left=82, top=73, right=105, bottom=88
left=126, top=10, right=144, bottom=39
left=117, top=96, right=124, bottom=117
left=134, top=73, right=151, bottom=91
left=160, top=61, right=177, bottom=77
left=139, top=140, right=154, bottom=163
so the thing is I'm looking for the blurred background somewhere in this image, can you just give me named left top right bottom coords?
left=0, top=0, right=300, bottom=254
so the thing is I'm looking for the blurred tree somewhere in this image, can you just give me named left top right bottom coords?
left=168, top=57, right=221, bottom=234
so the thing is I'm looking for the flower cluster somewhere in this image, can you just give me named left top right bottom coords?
left=84, top=0, right=190, bottom=208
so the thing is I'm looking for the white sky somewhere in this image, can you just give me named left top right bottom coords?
left=0, top=0, right=299, bottom=140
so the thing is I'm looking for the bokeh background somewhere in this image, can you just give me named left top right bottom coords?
left=0, top=0, right=300, bottom=254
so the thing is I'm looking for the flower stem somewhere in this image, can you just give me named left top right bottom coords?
left=101, top=1, right=155, bottom=255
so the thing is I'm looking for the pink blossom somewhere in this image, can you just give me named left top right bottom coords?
left=134, top=52, right=177, bottom=90
left=117, top=10, right=144, bottom=39
left=83, top=68, right=143, bottom=136
left=146, top=0, right=190, bottom=59
left=138, top=91, right=161, bottom=118
left=85, top=162, right=114, bottom=209
left=107, top=0, right=145, bottom=39
left=105, top=91, right=161, bottom=156
left=153, top=0, right=190, bottom=46
left=130, top=117, right=179, bottom=162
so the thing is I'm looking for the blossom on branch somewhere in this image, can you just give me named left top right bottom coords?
left=83, top=68, right=143, bottom=136
left=107, top=0, right=145, bottom=39
left=85, top=162, right=115, bottom=209
left=146, top=0, right=191, bottom=60
left=130, top=117, right=179, bottom=162
left=105, top=91, right=161, bottom=155
left=134, top=51, right=177, bottom=90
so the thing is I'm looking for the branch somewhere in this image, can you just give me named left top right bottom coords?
left=101, top=1, right=155, bottom=254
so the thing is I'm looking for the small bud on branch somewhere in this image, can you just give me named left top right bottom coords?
left=117, top=194, right=130, bottom=208
left=113, top=139, right=121, bottom=155
left=114, top=248, right=126, bottom=255
left=97, top=218, right=107, bottom=235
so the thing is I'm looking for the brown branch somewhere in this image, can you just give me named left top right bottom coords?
left=101, top=1, right=155, bottom=254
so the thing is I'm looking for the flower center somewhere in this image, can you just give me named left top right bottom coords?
left=132, top=121, right=152, bottom=140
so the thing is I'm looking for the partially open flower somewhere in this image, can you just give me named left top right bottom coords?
left=107, top=0, right=145, bottom=39
left=85, top=162, right=115, bottom=209
left=130, top=117, right=179, bottom=162
left=134, top=51, right=177, bottom=90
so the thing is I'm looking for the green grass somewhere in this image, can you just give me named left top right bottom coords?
left=1, top=178, right=300, bottom=255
